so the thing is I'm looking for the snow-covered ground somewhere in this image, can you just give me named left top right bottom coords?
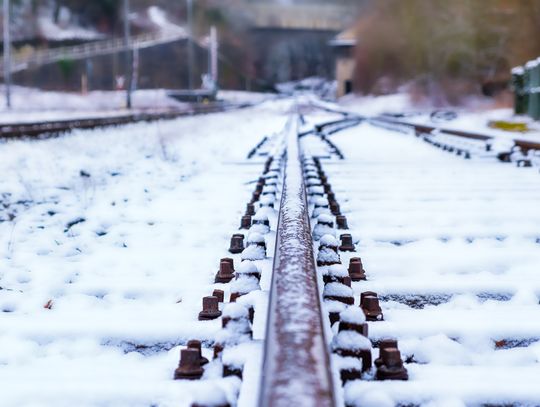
left=2, top=93, right=540, bottom=406
left=339, top=93, right=540, bottom=144
left=0, top=86, right=277, bottom=124
left=304, top=121, right=540, bottom=406
left=0, top=100, right=290, bottom=406
left=0, top=86, right=186, bottom=123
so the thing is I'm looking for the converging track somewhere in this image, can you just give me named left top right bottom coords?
left=174, top=101, right=540, bottom=407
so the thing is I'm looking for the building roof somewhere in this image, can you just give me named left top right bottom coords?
left=329, top=27, right=357, bottom=47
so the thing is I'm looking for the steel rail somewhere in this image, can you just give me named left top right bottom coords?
left=259, top=115, right=336, bottom=407
left=0, top=103, right=240, bottom=139
left=375, top=116, right=540, bottom=153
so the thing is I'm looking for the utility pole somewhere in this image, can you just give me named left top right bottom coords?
left=210, top=26, right=218, bottom=87
left=187, top=0, right=194, bottom=90
left=123, top=0, right=132, bottom=109
left=3, top=0, right=11, bottom=109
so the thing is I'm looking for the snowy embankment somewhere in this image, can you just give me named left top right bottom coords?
left=0, top=86, right=278, bottom=125
left=0, top=100, right=290, bottom=406
left=320, top=122, right=540, bottom=406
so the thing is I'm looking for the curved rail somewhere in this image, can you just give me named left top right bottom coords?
left=375, top=116, right=540, bottom=154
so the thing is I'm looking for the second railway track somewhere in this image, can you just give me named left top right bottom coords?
left=0, top=101, right=246, bottom=139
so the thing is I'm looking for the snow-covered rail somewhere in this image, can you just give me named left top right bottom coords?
left=0, top=102, right=238, bottom=139
left=374, top=116, right=540, bottom=168
left=259, top=117, right=336, bottom=407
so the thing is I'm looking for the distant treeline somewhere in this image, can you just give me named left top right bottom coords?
left=353, top=0, right=540, bottom=103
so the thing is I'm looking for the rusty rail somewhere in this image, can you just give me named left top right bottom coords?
left=259, top=116, right=336, bottom=407
left=375, top=116, right=540, bottom=154
left=0, top=102, right=242, bottom=139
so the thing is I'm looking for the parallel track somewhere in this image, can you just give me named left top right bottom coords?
left=0, top=102, right=247, bottom=139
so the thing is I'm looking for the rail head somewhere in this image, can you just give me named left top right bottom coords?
left=259, top=116, right=336, bottom=407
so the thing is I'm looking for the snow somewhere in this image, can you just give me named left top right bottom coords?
left=0, top=101, right=288, bottom=405
left=332, top=330, right=372, bottom=351
left=2, top=91, right=540, bottom=406
left=340, top=306, right=366, bottom=325
left=319, top=234, right=339, bottom=247
left=147, top=6, right=186, bottom=36
left=322, top=264, right=348, bottom=278
left=230, top=276, right=261, bottom=296
left=323, top=282, right=353, bottom=298
left=303, top=115, right=540, bottom=406
left=38, top=15, right=103, bottom=41
left=222, top=303, right=250, bottom=321
left=236, top=261, right=259, bottom=276
left=0, top=86, right=188, bottom=119
left=313, top=226, right=335, bottom=242
left=511, top=66, right=524, bottom=75
left=333, top=354, right=363, bottom=371
left=324, top=300, right=347, bottom=314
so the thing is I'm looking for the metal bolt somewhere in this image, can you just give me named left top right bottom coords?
left=251, top=190, right=261, bottom=203
left=198, top=296, right=222, bottom=321
left=339, top=234, right=355, bottom=251
left=361, top=295, right=384, bottom=321
left=228, top=234, right=245, bottom=254
left=336, top=215, right=348, bottom=229
left=240, top=215, right=252, bottom=229
left=215, top=259, right=235, bottom=284
left=374, top=339, right=398, bottom=367
left=330, top=201, right=340, bottom=215
left=187, top=339, right=209, bottom=366
left=323, top=183, right=332, bottom=194
left=360, top=291, right=377, bottom=306
left=213, top=343, right=223, bottom=359
left=212, top=289, right=224, bottom=302
left=246, top=203, right=255, bottom=216
left=376, top=347, right=408, bottom=381
left=348, top=257, right=366, bottom=281
left=174, top=348, right=204, bottom=380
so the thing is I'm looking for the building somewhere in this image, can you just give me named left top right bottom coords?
left=329, top=27, right=357, bottom=98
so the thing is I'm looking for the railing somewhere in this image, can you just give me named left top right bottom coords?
left=0, top=30, right=187, bottom=75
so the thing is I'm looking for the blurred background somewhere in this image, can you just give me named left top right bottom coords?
left=1, top=0, right=539, bottom=107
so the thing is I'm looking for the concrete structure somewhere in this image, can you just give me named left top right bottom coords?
left=330, top=27, right=357, bottom=98
left=218, top=1, right=362, bottom=88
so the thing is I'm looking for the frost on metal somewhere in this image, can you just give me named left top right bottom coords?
left=260, top=117, right=335, bottom=407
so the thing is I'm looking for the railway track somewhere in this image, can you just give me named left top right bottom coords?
left=172, top=103, right=540, bottom=407
left=1, top=98, right=539, bottom=406
left=374, top=116, right=540, bottom=167
left=0, top=101, right=246, bottom=139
